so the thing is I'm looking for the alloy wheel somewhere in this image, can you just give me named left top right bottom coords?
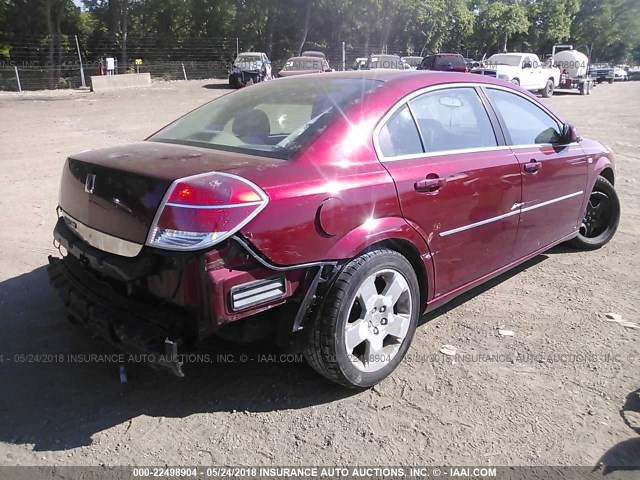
left=344, top=269, right=413, bottom=373
left=580, top=191, right=613, bottom=238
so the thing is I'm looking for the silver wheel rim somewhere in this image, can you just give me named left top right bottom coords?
left=344, top=269, right=413, bottom=373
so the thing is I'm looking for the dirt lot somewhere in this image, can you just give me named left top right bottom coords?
left=0, top=79, right=638, bottom=468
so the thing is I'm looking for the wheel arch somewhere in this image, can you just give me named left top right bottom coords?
left=599, top=167, right=615, bottom=186
left=323, top=216, right=435, bottom=312
left=365, top=238, right=429, bottom=312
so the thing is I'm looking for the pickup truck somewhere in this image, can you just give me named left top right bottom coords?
left=589, top=63, right=615, bottom=84
left=472, top=52, right=560, bottom=97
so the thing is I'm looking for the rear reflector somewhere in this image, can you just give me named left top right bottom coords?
left=146, top=172, right=268, bottom=252
left=230, top=277, right=286, bottom=311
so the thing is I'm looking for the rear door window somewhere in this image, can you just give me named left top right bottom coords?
left=408, top=87, right=497, bottom=153
left=378, top=105, right=423, bottom=157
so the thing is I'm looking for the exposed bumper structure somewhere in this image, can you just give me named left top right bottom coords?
left=47, top=254, right=193, bottom=377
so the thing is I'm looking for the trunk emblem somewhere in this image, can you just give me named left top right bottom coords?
left=85, top=174, right=96, bottom=194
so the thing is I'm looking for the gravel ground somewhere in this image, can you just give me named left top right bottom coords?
left=0, top=78, right=638, bottom=468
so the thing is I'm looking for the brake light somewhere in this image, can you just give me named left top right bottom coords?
left=147, top=172, right=268, bottom=251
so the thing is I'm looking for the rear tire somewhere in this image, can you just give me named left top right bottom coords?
left=304, top=248, right=420, bottom=388
left=567, top=177, right=620, bottom=250
left=512, top=78, right=520, bottom=86
left=579, top=82, right=587, bottom=95
left=541, top=79, right=554, bottom=98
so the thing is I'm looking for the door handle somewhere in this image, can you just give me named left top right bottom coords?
left=414, top=174, right=446, bottom=193
left=523, top=160, right=541, bottom=174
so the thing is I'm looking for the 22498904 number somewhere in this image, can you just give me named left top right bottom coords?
left=132, top=468, right=198, bottom=477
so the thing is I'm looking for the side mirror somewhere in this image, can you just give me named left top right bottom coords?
left=523, top=61, right=532, bottom=69
left=561, top=123, right=581, bottom=143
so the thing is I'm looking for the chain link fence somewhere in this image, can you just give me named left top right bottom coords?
left=0, top=35, right=484, bottom=91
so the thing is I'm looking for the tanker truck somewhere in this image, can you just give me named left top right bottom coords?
left=551, top=44, right=596, bottom=95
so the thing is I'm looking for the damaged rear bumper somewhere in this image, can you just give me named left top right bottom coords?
left=47, top=255, right=195, bottom=377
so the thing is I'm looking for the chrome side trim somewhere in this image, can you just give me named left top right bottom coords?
left=439, top=191, right=584, bottom=237
left=520, top=191, right=583, bottom=213
left=166, top=201, right=264, bottom=210
left=59, top=210, right=144, bottom=258
left=440, top=210, right=519, bottom=237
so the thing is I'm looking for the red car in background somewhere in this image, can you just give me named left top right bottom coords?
left=418, top=53, right=469, bottom=73
left=48, top=71, right=620, bottom=388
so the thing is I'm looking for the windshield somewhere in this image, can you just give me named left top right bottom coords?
left=235, top=55, right=261, bottom=64
left=486, top=54, right=523, bottom=67
left=148, top=78, right=380, bottom=160
left=283, top=58, right=323, bottom=71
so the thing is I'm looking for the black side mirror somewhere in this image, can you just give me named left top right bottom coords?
left=560, top=123, right=581, bottom=144
left=523, top=61, right=532, bottom=69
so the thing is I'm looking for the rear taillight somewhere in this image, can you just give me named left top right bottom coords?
left=147, top=172, right=268, bottom=251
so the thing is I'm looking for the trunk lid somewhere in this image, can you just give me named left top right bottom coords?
left=59, top=142, right=281, bottom=245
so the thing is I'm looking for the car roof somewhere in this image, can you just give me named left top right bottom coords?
left=286, top=56, right=324, bottom=62
left=292, top=69, right=482, bottom=84
left=237, top=52, right=264, bottom=56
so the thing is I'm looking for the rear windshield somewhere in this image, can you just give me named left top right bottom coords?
left=434, top=55, right=465, bottom=67
left=283, top=58, right=323, bottom=71
left=148, top=78, right=380, bottom=160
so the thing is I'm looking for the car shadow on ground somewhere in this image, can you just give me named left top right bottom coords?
left=593, top=389, right=640, bottom=474
left=0, top=266, right=356, bottom=451
left=1, top=254, right=548, bottom=452
left=202, top=83, right=232, bottom=90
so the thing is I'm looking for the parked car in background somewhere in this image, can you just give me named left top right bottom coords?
left=628, top=68, right=640, bottom=81
left=301, top=50, right=331, bottom=70
left=48, top=70, right=620, bottom=388
left=352, top=57, right=368, bottom=70
left=464, top=57, right=481, bottom=70
left=403, top=56, right=423, bottom=70
left=302, top=50, right=326, bottom=60
left=352, top=55, right=407, bottom=71
left=366, top=54, right=406, bottom=70
left=589, top=63, right=615, bottom=84
left=613, top=67, right=628, bottom=81
left=418, top=53, right=468, bottom=73
left=277, top=56, right=331, bottom=77
left=472, top=52, right=560, bottom=97
left=229, top=52, right=272, bottom=88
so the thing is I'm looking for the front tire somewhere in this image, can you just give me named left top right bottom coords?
left=512, top=78, right=520, bottom=86
left=304, top=249, right=420, bottom=388
left=568, top=177, right=620, bottom=250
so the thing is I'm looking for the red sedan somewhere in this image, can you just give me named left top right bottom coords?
left=48, top=70, right=620, bottom=388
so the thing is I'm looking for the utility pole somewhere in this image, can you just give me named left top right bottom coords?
left=75, top=35, right=86, bottom=88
